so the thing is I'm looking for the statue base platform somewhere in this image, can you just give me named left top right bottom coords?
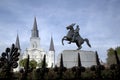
left=57, top=50, right=96, bottom=68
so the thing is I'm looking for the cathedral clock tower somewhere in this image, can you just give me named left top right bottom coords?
left=30, top=17, right=40, bottom=49
left=21, top=17, right=55, bottom=69
left=23, top=17, right=46, bottom=63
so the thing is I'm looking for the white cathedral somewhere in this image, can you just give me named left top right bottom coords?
left=15, top=17, right=55, bottom=71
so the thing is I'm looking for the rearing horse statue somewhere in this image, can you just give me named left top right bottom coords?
left=62, top=23, right=91, bottom=50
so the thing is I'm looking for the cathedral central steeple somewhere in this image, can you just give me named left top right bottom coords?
left=30, top=17, right=40, bottom=49
left=31, top=17, right=39, bottom=37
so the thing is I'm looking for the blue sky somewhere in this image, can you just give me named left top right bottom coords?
left=0, top=0, right=120, bottom=62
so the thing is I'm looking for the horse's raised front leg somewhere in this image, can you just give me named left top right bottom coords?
left=62, top=36, right=67, bottom=45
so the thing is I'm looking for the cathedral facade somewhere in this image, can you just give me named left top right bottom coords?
left=15, top=17, right=55, bottom=71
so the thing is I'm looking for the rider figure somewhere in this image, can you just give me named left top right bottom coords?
left=72, top=25, right=80, bottom=42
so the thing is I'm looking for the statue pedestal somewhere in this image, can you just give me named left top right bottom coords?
left=57, top=50, right=96, bottom=68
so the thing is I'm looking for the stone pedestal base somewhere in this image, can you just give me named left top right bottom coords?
left=57, top=50, right=96, bottom=68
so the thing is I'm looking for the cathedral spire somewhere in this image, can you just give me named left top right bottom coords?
left=15, top=34, right=21, bottom=50
left=49, top=36, right=55, bottom=51
left=31, top=17, right=39, bottom=37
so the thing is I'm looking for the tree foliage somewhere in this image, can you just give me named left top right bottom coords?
left=37, top=60, right=48, bottom=68
left=29, top=60, right=37, bottom=69
left=19, top=58, right=37, bottom=69
left=107, top=47, right=120, bottom=66
left=19, top=58, right=27, bottom=68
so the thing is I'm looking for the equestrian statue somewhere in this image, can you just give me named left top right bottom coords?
left=62, top=23, right=91, bottom=50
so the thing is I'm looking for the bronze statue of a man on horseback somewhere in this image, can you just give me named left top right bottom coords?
left=62, top=23, right=91, bottom=50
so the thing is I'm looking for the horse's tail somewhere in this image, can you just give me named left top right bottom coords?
left=84, top=38, right=91, bottom=48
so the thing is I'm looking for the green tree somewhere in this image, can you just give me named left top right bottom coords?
left=19, top=58, right=28, bottom=68
left=19, top=58, right=37, bottom=69
left=37, top=60, right=48, bottom=68
left=116, top=47, right=120, bottom=54
left=107, top=47, right=120, bottom=66
left=29, top=60, right=37, bottom=69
